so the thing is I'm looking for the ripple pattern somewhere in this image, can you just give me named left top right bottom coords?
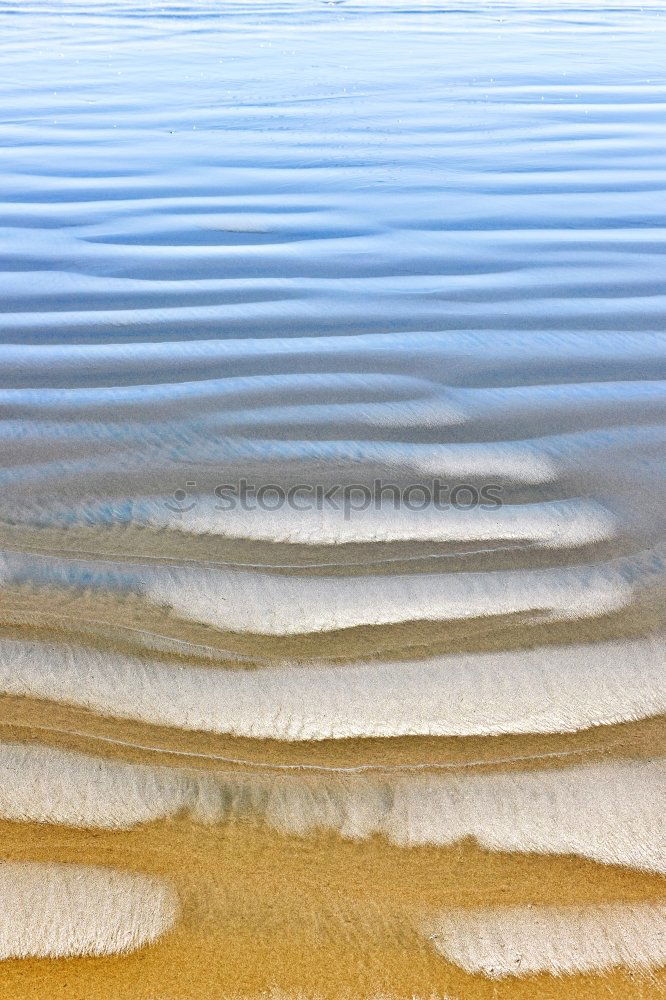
left=0, top=1, right=665, bottom=998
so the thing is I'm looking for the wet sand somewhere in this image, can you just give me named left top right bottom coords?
left=1, top=0, right=665, bottom=996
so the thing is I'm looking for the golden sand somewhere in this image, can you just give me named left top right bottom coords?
left=0, top=813, right=664, bottom=1000
left=2, top=0, right=666, bottom=992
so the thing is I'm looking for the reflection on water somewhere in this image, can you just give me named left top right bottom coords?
left=0, top=1, right=665, bottom=997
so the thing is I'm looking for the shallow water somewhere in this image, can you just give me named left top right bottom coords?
left=0, top=1, right=665, bottom=997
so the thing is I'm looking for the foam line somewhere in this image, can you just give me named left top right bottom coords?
left=0, top=546, right=648, bottom=635
left=0, top=860, right=178, bottom=959
left=0, top=742, right=663, bottom=874
left=247, top=759, right=666, bottom=875
left=426, top=902, right=666, bottom=978
left=140, top=556, right=642, bottom=634
left=0, top=635, right=664, bottom=739
left=2, top=496, right=618, bottom=549
left=147, top=496, right=617, bottom=548
left=0, top=740, right=193, bottom=829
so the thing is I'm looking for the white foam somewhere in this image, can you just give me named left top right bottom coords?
left=146, top=497, right=616, bottom=548
left=0, top=546, right=642, bottom=635
left=426, top=902, right=666, bottom=978
left=0, top=496, right=617, bottom=550
left=379, top=760, right=666, bottom=873
left=0, top=742, right=663, bottom=875
left=247, top=759, right=666, bottom=875
left=0, top=860, right=178, bottom=959
left=142, top=558, right=635, bottom=635
left=0, top=741, right=193, bottom=829
left=0, top=635, right=664, bottom=739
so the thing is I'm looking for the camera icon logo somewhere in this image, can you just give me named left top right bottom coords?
left=164, top=481, right=199, bottom=514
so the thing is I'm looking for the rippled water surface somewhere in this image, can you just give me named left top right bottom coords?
left=0, top=1, right=665, bottom=997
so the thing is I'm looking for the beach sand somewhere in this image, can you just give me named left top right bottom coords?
left=1, top=0, right=665, bottom=996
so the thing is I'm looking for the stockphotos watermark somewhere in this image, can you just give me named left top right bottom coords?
left=165, top=479, right=503, bottom=519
